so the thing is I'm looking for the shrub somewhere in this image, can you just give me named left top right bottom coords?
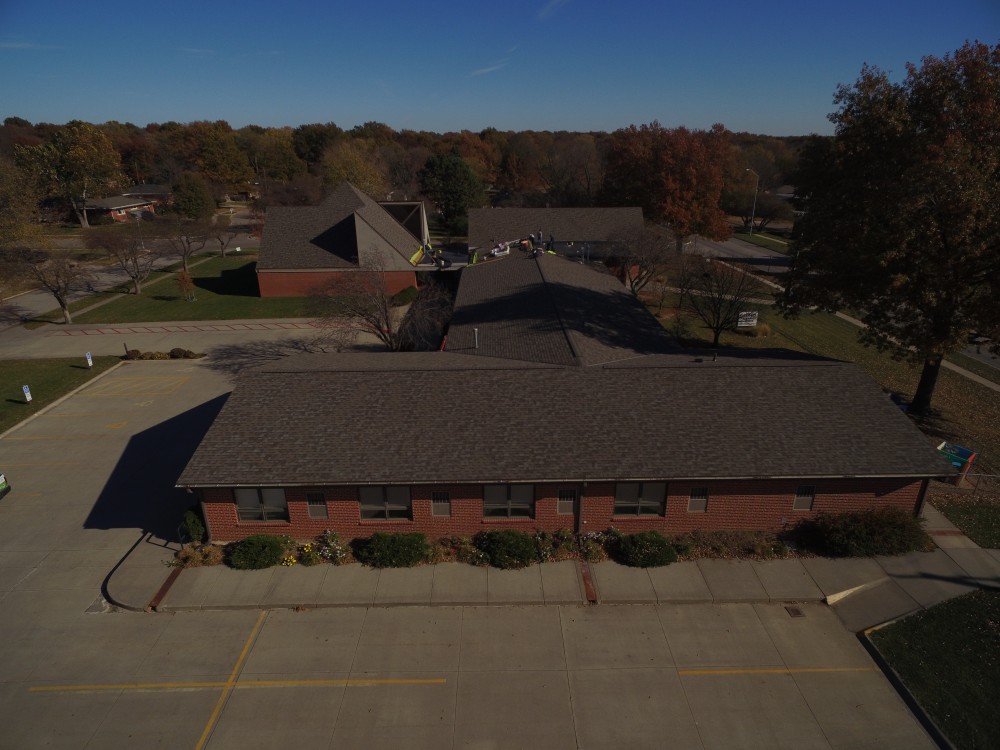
left=535, top=528, right=576, bottom=562
left=171, top=543, right=223, bottom=568
left=750, top=322, right=771, bottom=338
left=225, top=534, right=292, bottom=569
left=353, top=532, right=430, bottom=568
left=124, top=349, right=141, bottom=360
left=298, top=542, right=322, bottom=566
left=796, top=507, right=932, bottom=557
left=391, top=286, right=420, bottom=306
left=612, top=530, right=677, bottom=568
left=438, top=535, right=488, bottom=566
left=473, top=529, right=537, bottom=569
left=181, top=507, right=205, bottom=544
left=579, top=536, right=608, bottom=562
left=317, top=530, right=350, bottom=564
left=669, top=529, right=791, bottom=560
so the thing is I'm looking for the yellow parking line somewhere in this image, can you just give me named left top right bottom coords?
left=196, top=610, right=267, bottom=750
left=30, top=678, right=449, bottom=694
left=678, top=667, right=877, bottom=676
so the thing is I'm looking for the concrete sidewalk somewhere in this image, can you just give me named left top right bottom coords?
left=104, top=503, right=1000, bottom=631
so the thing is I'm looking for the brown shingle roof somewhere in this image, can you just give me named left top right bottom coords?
left=445, top=254, right=676, bottom=366
left=177, top=353, right=950, bottom=488
left=258, top=182, right=420, bottom=271
left=468, top=207, right=644, bottom=249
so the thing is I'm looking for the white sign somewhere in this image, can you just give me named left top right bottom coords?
left=737, top=311, right=759, bottom=328
left=85, top=351, right=93, bottom=368
left=22, top=385, right=31, bottom=402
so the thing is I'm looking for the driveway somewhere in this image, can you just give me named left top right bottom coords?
left=0, top=361, right=937, bottom=748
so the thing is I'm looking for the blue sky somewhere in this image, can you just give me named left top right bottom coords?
left=1, top=0, right=996, bottom=136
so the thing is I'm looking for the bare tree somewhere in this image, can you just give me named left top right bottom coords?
left=312, top=253, right=409, bottom=351
left=211, top=214, right=240, bottom=257
left=85, top=226, right=162, bottom=295
left=159, top=217, right=211, bottom=272
left=609, top=224, right=676, bottom=296
left=678, top=257, right=765, bottom=346
left=6, top=247, right=95, bottom=324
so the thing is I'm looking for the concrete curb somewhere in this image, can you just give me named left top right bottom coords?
left=860, top=624, right=957, bottom=750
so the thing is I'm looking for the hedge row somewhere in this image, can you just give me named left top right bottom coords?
left=212, top=507, right=933, bottom=570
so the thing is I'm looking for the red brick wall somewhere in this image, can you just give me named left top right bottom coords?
left=199, top=478, right=925, bottom=542
left=256, top=270, right=417, bottom=297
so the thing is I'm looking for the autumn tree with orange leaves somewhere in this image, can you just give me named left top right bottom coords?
left=601, top=122, right=731, bottom=253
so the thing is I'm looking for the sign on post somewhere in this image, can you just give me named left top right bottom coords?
left=22, top=385, right=31, bottom=403
left=737, top=311, right=759, bottom=328
left=85, top=351, right=93, bottom=368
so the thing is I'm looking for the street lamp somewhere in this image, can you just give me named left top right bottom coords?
left=745, top=168, right=760, bottom=237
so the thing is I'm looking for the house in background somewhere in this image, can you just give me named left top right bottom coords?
left=178, top=251, right=949, bottom=543
left=256, top=182, right=427, bottom=297
left=84, top=184, right=171, bottom=224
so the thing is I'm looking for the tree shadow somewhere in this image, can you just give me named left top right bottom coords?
left=193, top=260, right=259, bottom=297
left=83, top=394, right=229, bottom=540
left=203, top=335, right=385, bottom=378
left=0, top=303, right=31, bottom=328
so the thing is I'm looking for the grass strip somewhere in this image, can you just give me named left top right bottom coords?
left=870, top=590, right=1000, bottom=750
left=0, top=357, right=120, bottom=434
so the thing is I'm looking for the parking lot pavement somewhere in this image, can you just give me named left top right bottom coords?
left=0, top=358, right=962, bottom=747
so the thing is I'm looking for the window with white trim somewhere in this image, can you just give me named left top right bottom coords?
left=613, top=482, right=666, bottom=516
left=234, top=487, right=289, bottom=522
left=688, top=487, right=709, bottom=513
left=557, top=489, right=577, bottom=515
left=359, top=486, right=411, bottom=520
left=431, top=491, right=451, bottom=517
left=483, top=484, right=534, bottom=518
left=793, top=485, right=815, bottom=511
left=306, top=492, right=328, bottom=519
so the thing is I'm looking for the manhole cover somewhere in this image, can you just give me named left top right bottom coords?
left=784, top=605, right=805, bottom=618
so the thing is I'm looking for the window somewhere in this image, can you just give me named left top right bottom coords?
left=307, top=492, right=328, bottom=519
left=359, top=486, right=411, bottom=520
left=557, top=489, right=577, bottom=516
left=688, top=488, right=709, bottom=513
left=235, top=487, right=289, bottom=522
left=793, top=485, right=815, bottom=511
left=613, top=482, right=666, bottom=516
left=432, top=491, right=451, bottom=517
left=483, top=484, right=534, bottom=518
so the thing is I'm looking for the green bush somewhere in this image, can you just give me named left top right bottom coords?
left=612, top=530, right=677, bottom=568
left=225, top=534, right=291, bottom=569
left=796, top=507, right=932, bottom=557
left=181, top=507, right=206, bottom=544
left=391, top=286, right=420, bottom=306
left=353, top=532, right=430, bottom=568
left=473, top=529, right=538, bottom=569
left=535, top=528, right=576, bottom=561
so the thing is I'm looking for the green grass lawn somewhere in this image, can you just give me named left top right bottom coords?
left=72, top=255, right=316, bottom=323
left=731, top=231, right=790, bottom=254
left=870, top=590, right=1000, bottom=750
left=947, top=351, right=1000, bottom=386
left=0, top=357, right=120, bottom=434
left=930, top=489, right=1000, bottom=548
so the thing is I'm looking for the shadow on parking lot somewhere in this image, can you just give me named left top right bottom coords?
left=83, top=394, right=229, bottom=540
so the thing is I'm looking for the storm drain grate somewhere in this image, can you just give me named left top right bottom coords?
left=784, top=605, right=806, bottom=618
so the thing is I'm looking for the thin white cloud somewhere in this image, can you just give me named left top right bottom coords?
left=470, top=62, right=508, bottom=77
left=0, top=41, right=57, bottom=50
left=538, top=0, right=570, bottom=20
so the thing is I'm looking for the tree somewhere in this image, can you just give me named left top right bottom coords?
left=171, top=172, right=216, bottom=220
left=159, top=217, right=212, bottom=272
left=85, top=225, right=160, bottom=295
left=5, top=247, right=95, bottom=324
left=210, top=214, right=240, bottom=257
left=0, top=156, right=41, bottom=250
left=418, top=152, right=484, bottom=234
left=15, top=120, right=126, bottom=227
left=602, top=122, right=731, bottom=252
left=312, top=252, right=410, bottom=351
left=608, top=224, right=676, bottom=296
left=291, top=122, right=341, bottom=170
left=779, top=42, right=1000, bottom=414
left=322, top=138, right=390, bottom=198
left=678, top=257, right=764, bottom=346
left=720, top=186, right=794, bottom=232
